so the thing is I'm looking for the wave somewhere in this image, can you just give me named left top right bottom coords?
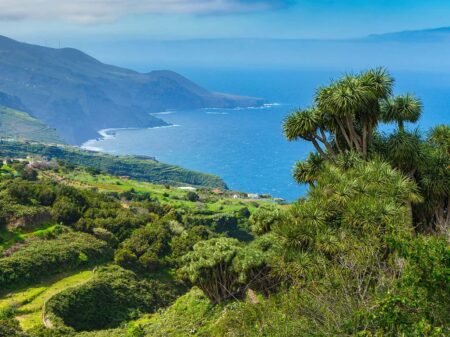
left=148, top=124, right=181, bottom=129
left=150, top=111, right=176, bottom=115
left=230, top=102, right=283, bottom=111
left=263, top=102, right=282, bottom=107
left=81, top=144, right=104, bottom=152
left=81, top=124, right=180, bottom=151
left=205, top=111, right=229, bottom=115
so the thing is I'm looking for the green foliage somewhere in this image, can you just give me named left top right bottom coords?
left=52, top=196, right=82, bottom=225
left=45, top=266, right=172, bottom=332
left=358, top=235, right=450, bottom=336
left=284, top=69, right=447, bottom=234
left=0, top=317, right=29, bottom=337
left=208, top=141, right=446, bottom=336
left=185, top=213, right=252, bottom=241
left=0, top=232, right=112, bottom=289
left=0, top=140, right=226, bottom=188
left=179, top=237, right=242, bottom=303
left=169, top=225, right=212, bottom=261
left=293, top=152, right=324, bottom=186
left=115, top=223, right=171, bottom=272
left=236, top=207, right=251, bottom=219
left=249, top=205, right=283, bottom=235
left=138, top=287, right=224, bottom=337
left=179, top=235, right=279, bottom=303
left=185, top=191, right=200, bottom=202
left=381, top=93, right=422, bottom=130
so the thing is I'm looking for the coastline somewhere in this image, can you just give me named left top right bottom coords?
left=80, top=103, right=281, bottom=152
left=81, top=125, right=181, bottom=152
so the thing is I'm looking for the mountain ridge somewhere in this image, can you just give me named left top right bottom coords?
left=365, top=26, right=450, bottom=42
left=0, top=35, right=264, bottom=145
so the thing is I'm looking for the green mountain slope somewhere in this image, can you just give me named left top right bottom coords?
left=0, top=140, right=226, bottom=188
left=0, top=106, right=63, bottom=144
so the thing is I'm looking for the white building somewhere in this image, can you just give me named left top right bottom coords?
left=177, top=186, right=197, bottom=191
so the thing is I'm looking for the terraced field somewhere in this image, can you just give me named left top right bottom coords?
left=0, top=268, right=96, bottom=331
left=40, top=169, right=271, bottom=213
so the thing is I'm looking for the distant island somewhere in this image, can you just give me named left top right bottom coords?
left=0, top=35, right=264, bottom=145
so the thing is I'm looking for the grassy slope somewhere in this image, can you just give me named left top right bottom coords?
left=0, top=165, right=273, bottom=334
left=0, top=268, right=96, bottom=331
left=72, top=288, right=228, bottom=337
left=0, top=223, right=58, bottom=253
left=0, top=106, right=63, bottom=144
left=40, top=168, right=267, bottom=214
left=0, top=140, right=226, bottom=188
left=137, top=287, right=224, bottom=337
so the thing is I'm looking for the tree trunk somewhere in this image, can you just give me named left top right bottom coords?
left=311, top=138, right=329, bottom=161
left=333, top=130, right=343, bottom=154
left=346, top=116, right=362, bottom=153
left=362, top=122, right=368, bottom=160
left=335, top=118, right=353, bottom=149
left=318, top=128, right=337, bottom=160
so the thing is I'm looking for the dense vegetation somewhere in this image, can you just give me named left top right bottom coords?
left=45, top=266, right=176, bottom=332
left=0, top=153, right=263, bottom=335
left=0, top=231, right=111, bottom=289
left=0, top=140, right=226, bottom=188
left=0, top=68, right=448, bottom=337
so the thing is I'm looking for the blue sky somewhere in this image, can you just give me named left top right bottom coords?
left=1, top=0, right=450, bottom=44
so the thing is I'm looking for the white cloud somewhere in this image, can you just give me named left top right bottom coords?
left=0, top=0, right=289, bottom=24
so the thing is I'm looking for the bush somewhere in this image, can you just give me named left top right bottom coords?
left=237, top=207, right=251, bottom=219
left=45, top=266, right=171, bottom=332
left=0, top=232, right=112, bottom=289
left=115, top=223, right=171, bottom=272
left=179, top=235, right=278, bottom=303
left=186, top=191, right=200, bottom=202
left=52, top=197, right=81, bottom=225
left=250, top=205, right=283, bottom=235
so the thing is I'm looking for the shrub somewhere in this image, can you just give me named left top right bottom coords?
left=186, top=191, right=200, bottom=202
left=115, top=223, right=171, bottom=272
left=0, top=232, right=112, bottom=289
left=52, top=197, right=81, bottom=225
left=179, top=235, right=278, bottom=303
left=45, top=266, right=171, bottom=332
left=237, top=207, right=251, bottom=219
left=250, top=205, right=283, bottom=235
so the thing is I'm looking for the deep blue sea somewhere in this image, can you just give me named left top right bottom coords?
left=83, top=68, right=450, bottom=201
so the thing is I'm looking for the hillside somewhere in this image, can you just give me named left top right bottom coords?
left=0, top=35, right=264, bottom=144
left=0, top=140, right=226, bottom=188
left=0, top=106, right=63, bottom=144
left=0, top=70, right=447, bottom=337
left=0, top=159, right=268, bottom=334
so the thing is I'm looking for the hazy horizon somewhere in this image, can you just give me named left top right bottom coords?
left=4, top=26, right=450, bottom=74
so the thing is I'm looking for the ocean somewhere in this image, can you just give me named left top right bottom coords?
left=82, top=68, right=450, bottom=201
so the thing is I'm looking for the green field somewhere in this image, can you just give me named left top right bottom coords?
left=0, top=222, right=58, bottom=253
left=40, top=168, right=269, bottom=213
left=0, top=268, right=96, bottom=331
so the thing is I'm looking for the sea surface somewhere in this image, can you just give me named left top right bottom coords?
left=83, top=68, right=450, bottom=201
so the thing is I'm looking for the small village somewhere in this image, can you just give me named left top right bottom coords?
left=177, top=186, right=286, bottom=204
